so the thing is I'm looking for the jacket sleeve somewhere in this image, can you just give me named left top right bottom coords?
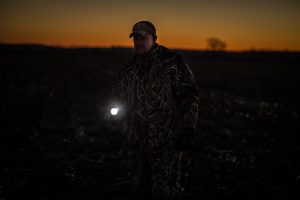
left=171, top=55, right=200, bottom=132
left=168, top=55, right=199, bottom=150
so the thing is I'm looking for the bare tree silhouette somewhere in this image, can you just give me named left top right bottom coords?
left=207, top=37, right=227, bottom=51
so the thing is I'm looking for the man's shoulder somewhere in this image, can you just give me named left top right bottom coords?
left=158, top=45, right=180, bottom=64
left=158, top=45, right=192, bottom=74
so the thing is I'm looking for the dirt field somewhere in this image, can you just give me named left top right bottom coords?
left=0, top=44, right=299, bottom=199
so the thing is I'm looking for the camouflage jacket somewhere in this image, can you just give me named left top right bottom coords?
left=112, top=43, right=199, bottom=193
left=113, top=44, right=199, bottom=152
left=112, top=43, right=199, bottom=144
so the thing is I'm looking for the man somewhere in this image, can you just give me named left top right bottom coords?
left=111, top=21, right=199, bottom=199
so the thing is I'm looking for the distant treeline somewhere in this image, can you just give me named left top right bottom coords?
left=1, top=43, right=300, bottom=62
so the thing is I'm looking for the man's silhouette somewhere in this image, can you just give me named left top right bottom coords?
left=112, top=21, right=199, bottom=199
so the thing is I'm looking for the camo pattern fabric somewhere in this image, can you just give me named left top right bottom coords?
left=112, top=43, right=199, bottom=196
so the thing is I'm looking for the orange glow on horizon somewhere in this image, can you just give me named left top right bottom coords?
left=1, top=0, right=299, bottom=51
left=2, top=34, right=300, bottom=52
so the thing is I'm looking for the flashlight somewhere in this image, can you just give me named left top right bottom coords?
left=110, top=107, right=119, bottom=116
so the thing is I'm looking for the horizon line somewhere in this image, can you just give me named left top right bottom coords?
left=1, top=42, right=299, bottom=53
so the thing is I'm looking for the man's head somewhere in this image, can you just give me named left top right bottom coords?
left=129, top=21, right=157, bottom=54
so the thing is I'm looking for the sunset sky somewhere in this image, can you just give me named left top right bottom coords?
left=1, top=0, right=300, bottom=51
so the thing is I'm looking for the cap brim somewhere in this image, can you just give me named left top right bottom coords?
left=129, top=33, right=134, bottom=38
left=129, top=30, right=148, bottom=38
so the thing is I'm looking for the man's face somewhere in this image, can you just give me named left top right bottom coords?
left=133, top=33, right=155, bottom=54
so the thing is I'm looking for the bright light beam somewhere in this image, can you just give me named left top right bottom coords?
left=110, top=107, right=119, bottom=116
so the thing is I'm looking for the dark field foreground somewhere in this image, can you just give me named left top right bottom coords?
left=0, top=45, right=299, bottom=199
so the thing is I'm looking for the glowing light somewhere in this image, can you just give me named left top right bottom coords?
left=110, top=108, right=119, bottom=116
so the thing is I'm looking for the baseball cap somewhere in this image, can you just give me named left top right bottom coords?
left=129, top=21, right=156, bottom=38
